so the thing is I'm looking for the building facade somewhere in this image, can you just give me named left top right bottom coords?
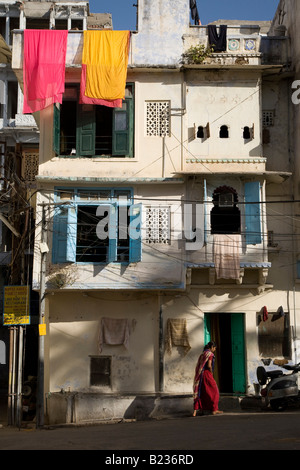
left=9, top=0, right=299, bottom=425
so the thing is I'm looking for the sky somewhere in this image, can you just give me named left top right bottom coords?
left=89, top=0, right=280, bottom=31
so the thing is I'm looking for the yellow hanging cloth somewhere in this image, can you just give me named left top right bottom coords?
left=82, top=30, right=130, bottom=101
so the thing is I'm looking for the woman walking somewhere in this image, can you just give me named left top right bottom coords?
left=193, top=341, right=223, bottom=416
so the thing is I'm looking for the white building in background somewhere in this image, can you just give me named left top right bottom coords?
left=10, top=0, right=298, bottom=425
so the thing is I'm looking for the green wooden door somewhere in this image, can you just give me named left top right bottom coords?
left=204, top=313, right=246, bottom=394
left=231, top=313, right=246, bottom=393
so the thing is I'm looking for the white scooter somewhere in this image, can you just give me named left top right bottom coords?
left=256, top=362, right=300, bottom=411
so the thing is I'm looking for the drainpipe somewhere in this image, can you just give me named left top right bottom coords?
left=36, top=204, right=47, bottom=428
left=158, top=296, right=164, bottom=392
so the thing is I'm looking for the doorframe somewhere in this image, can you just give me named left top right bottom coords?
left=204, top=313, right=246, bottom=394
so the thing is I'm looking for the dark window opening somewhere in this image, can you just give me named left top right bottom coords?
left=90, top=356, right=111, bottom=387
left=95, top=105, right=113, bottom=155
left=243, top=126, right=251, bottom=139
left=219, top=125, right=229, bottom=138
left=197, top=126, right=204, bottom=138
left=25, top=18, right=50, bottom=29
left=211, top=186, right=240, bottom=234
left=55, top=20, right=68, bottom=30
left=77, top=205, right=109, bottom=263
left=60, top=100, right=77, bottom=155
left=71, top=19, right=83, bottom=30
left=76, top=203, right=130, bottom=263
left=7, top=81, right=18, bottom=119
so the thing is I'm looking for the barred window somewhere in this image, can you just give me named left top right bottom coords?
left=146, top=101, right=170, bottom=137
left=145, top=206, right=170, bottom=244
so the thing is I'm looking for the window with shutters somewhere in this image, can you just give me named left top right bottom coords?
left=53, top=83, right=134, bottom=158
left=210, top=182, right=262, bottom=245
left=52, top=188, right=142, bottom=264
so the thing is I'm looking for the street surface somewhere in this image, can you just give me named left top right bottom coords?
left=1, top=410, right=300, bottom=453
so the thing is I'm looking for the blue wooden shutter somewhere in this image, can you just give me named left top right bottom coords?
left=77, top=104, right=95, bottom=156
left=112, top=98, right=133, bottom=157
left=52, top=205, right=77, bottom=263
left=52, top=206, right=68, bottom=263
left=244, top=181, right=262, bottom=245
left=129, top=203, right=142, bottom=262
left=66, top=206, right=77, bottom=262
left=53, top=104, right=60, bottom=155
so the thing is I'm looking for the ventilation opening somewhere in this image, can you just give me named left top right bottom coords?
left=243, top=126, right=251, bottom=139
left=197, top=126, right=204, bottom=138
left=219, top=125, right=229, bottom=138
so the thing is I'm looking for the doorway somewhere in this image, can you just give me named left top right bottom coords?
left=204, top=313, right=246, bottom=394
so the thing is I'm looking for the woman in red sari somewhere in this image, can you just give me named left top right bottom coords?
left=193, top=341, right=223, bottom=416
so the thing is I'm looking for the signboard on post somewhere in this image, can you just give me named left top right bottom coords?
left=3, top=285, right=30, bottom=325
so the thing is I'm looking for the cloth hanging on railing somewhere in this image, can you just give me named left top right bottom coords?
left=98, top=317, right=130, bottom=353
left=190, top=0, right=200, bottom=25
left=213, top=234, right=241, bottom=280
left=23, top=30, right=68, bottom=113
left=81, top=30, right=130, bottom=106
left=165, top=318, right=191, bottom=356
left=207, top=25, right=227, bottom=52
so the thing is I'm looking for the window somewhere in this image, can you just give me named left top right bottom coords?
left=90, top=356, right=111, bottom=387
left=146, top=101, right=170, bottom=137
left=53, top=84, right=134, bottom=158
left=52, top=188, right=142, bottom=264
left=243, top=126, right=251, bottom=140
left=197, top=126, right=204, bottom=138
left=211, top=186, right=240, bottom=234
left=210, top=182, right=262, bottom=245
left=257, top=311, right=290, bottom=358
left=219, top=125, right=229, bottom=138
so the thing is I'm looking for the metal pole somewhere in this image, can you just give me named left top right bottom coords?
left=36, top=205, right=46, bottom=428
left=7, top=327, right=13, bottom=425
left=16, top=326, right=23, bottom=428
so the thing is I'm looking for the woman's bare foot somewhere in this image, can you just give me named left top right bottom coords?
left=212, top=410, right=223, bottom=415
left=192, top=410, right=197, bottom=417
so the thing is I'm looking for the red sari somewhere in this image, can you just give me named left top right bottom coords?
left=193, top=349, right=219, bottom=412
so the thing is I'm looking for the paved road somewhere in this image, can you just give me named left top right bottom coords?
left=1, top=410, right=300, bottom=452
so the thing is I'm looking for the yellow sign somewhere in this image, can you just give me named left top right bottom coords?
left=39, top=323, right=46, bottom=336
left=3, top=285, right=30, bottom=325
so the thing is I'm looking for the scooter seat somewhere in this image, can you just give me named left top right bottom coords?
left=267, top=370, right=283, bottom=378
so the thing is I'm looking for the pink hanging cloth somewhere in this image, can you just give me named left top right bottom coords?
left=23, top=30, right=68, bottom=114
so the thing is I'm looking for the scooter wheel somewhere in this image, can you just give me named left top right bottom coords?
left=270, top=399, right=287, bottom=411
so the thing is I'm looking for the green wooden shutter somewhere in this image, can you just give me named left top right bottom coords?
left=77, top=104, right=95, bottom=156
left=231, top=313, right=246, bottom=393
left=112, top=98, right=133, bottom=157
left=244, top=181, right=262, bottom=245
left=53, top=104, right=60, bottom=155
left=129, top=203, right=142, bottom=262
left=204, top=313, right=211, bottom=346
